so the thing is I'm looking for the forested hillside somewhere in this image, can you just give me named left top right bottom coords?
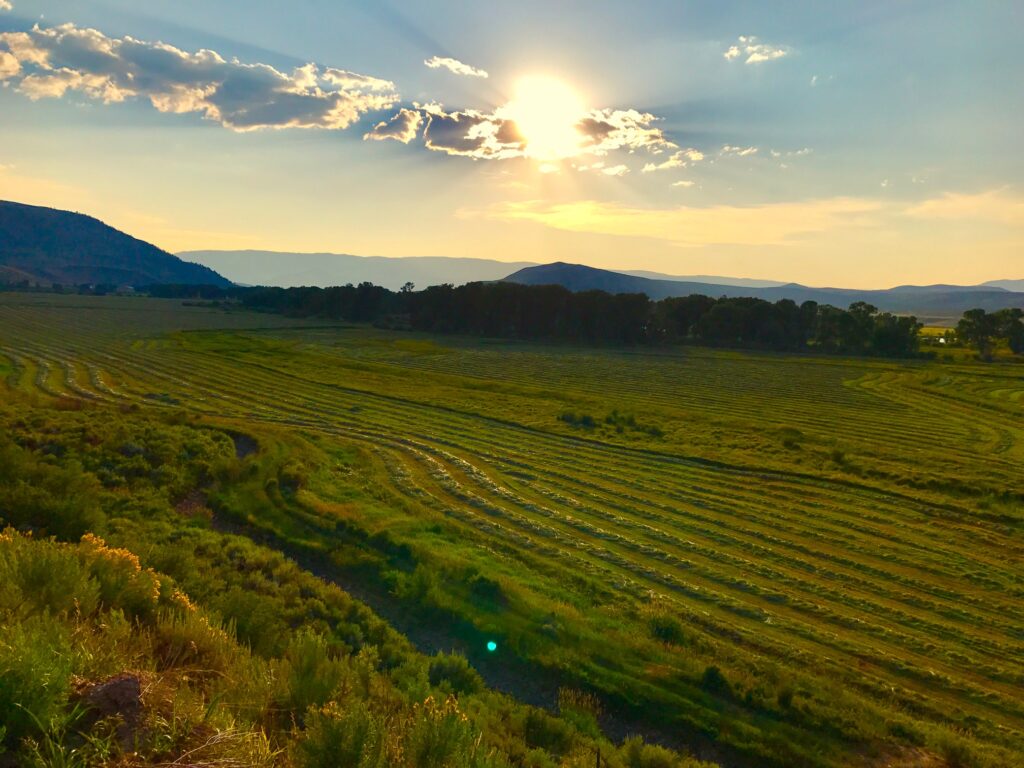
left=0, top=201, right=230, bottom=288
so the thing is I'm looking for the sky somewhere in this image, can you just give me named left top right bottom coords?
left=0, top=0, right=1021, bottom=288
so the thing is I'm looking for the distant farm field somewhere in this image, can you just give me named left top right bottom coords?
left=2, top=293, right=1022, bottom=767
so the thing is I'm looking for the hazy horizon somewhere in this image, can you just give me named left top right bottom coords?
left=1, top=1, right=1022, bottom=288
left=179, top=247, right=1020, bottom=291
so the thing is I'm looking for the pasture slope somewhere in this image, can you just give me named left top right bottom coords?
left=1, top=293, right=1022, bottom=768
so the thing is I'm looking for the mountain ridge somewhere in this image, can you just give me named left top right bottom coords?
left=504, top=262, right=1024, bottom=317
left=180, top=250, right=538, bottom=291
left=181, top=250, right=796, bottom=290
left=0, top=201, right=229, bottom=287
left=984, top=279, right=1024, bottom=292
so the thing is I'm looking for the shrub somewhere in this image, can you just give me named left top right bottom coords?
left=935, top=731, right=976, bottom=768
left=78, top=533, right=161, bottom=620
left=776, top=686, right=794, bottom=710
left=700, top=666, right=731, bottom=697
left=0, top=532, right=99, bottom=618
left=0, top=616, right=75, bottom=748
left=622, top=735, right=680, bottom=768
left=0, top=444, right=105, bottom=540
left=404, top=695, right=482, bottom=768
left=216, top=585, right=290, bottom=657
left=522, top=709, right=574, bottom=755
left=279, top=462, right=307, bottom=495
left=393, top=565, right=445, bottom=611
left=468, top=572, right=508, bottom=609
left=276, top=629, right=349, bottom=719
left=557, top=688, right=602, bottom=739
left=558, top=412, right=596, bottom=429
left=778, top=427, right=804, bottom=450
left=153, top=608, right=240, bottom=678
left=299, top=700, right=387, bottom=768
left=649, top=614, right=686, bottom=646
left=428, top=653, right=484, bottom=695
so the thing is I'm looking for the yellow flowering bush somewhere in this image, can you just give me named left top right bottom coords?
left=78, top=532, right=162, bottom=620
left=404, top=694, right=482, bottom=768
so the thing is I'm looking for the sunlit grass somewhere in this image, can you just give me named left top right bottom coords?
left=1, top=292, right=1021, bottom=767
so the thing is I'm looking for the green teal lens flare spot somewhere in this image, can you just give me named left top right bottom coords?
left=486, top=641, right=497, bottom=652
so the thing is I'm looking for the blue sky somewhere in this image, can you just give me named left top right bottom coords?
left=1, top=0, right=1021, bottom=286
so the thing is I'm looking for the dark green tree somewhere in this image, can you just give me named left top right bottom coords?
left=993, top=308, right=1024, bottom=355
left=957, top=308, right=999, bottom=360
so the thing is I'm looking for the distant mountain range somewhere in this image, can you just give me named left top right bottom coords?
left=0, top=201, right=229, bottom=287
left=181, top=250, right=793, bottom=291
left=505, top=262, right=1024, bottom=317
left=2, top=200, right=1020, bottom=317
left=180, top=250, right=538, bottom=291
left=619, top=270, right=786, bottom=288
left=983, top=279, right=1024, bottom=292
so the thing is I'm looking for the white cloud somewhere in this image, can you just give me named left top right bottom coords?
left=771, top=147, right=812, bottom=159
left=0, top=49, right=18, bottom=77
left=576, top=108, right=674, bottom=155
left=672, top=180, right=695, bottom=188
left=320, top=67, right=395, bottom=92
left=602, top=164, right=629, bottom=176
left=0, top=1, right=11, bottom=12
left=721, top=145, right=758, bottom=157
left=724, top=36, right=790, bottom=65
left=0, top=22, right=678, bottom=167
left=364, top=107, right=423, bottom=143
left=0, top=23, right=398, bottom=131
left=642, top=147, right=703, bottom=173
left=424, top=56, right=488, bottom=78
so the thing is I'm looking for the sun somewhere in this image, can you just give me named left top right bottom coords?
left=501, top=76, right=586, bottom=161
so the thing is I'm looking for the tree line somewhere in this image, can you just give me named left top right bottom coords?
left=408, top=283, right=926, bottom=355
left=149, top=280, right=927, bottom=357
left=955, top=308, right=1024, bottom=360
left=8, top=277, right=1023, bottom=358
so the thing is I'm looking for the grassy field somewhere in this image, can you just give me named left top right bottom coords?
left=1, top=293, right=1022, bottom=767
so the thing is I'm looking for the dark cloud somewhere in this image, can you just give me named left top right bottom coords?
left=421, top=107, right=523, bottom=159
left=577, top=117, right=616, bottom=145
left=0, top=23, right=398, bottom=131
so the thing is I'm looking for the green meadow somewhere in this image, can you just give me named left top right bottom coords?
left=1, top=293, right=1022, bottom=767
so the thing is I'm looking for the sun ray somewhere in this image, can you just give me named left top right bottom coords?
left=499, top=76, right=586, bottom=161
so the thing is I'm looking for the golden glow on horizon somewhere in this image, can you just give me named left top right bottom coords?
left=501, top=76, right=586, bottom=161
left=4, top=165, right=1021, bottom=289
